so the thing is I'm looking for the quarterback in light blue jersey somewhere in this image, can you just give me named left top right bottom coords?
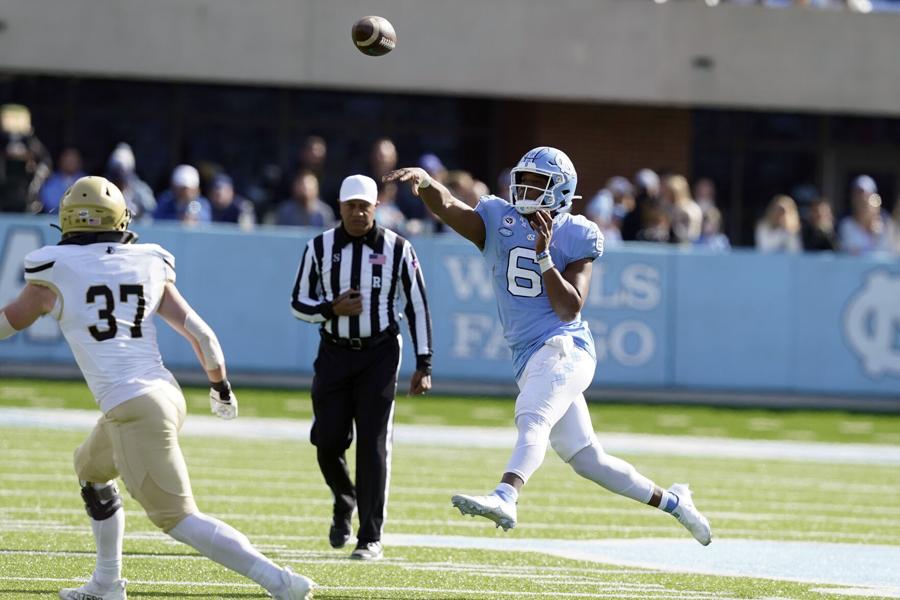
left=384, top=147, right=712, bottom=545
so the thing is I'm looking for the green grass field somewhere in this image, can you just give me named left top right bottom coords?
left=1, top=378, right=899, bottom=599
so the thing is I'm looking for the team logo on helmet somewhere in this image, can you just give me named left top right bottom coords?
left=509, top=146, right=579, bottom=215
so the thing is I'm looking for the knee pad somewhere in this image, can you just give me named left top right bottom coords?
left=504, top=413, right=553, bottom=484
left=515, top=413, right=552, bottom=447
left=80, top=480, right=123, bottom=521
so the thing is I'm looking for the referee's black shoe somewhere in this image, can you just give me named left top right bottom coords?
left=350, top=540, right=383, bottom=561
left=329, top=513, right=353, bottom=549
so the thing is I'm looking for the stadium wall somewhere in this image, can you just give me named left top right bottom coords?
left=0, top=0, right=899, bottom=115
left=2, top=216, right=899, bottom=404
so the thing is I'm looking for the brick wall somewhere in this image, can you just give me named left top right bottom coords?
left=499, top=101, right=692, bottom=212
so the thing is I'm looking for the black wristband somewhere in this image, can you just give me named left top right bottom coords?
left=320, top=301, right=336, bottom=319
left=416, top=355, right=433, bottom=376
left=211, top=379, right=231, bottom=394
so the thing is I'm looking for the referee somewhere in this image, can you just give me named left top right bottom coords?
left=290, top=174, right=433, bottom=561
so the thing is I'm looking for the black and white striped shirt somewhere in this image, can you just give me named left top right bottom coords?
left=291, top=224, right=433, bottom=372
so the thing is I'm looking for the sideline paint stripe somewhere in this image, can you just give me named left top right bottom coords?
left=2, top=407, right=899, bottom=465
left=385, top=534, right=900, bottom=594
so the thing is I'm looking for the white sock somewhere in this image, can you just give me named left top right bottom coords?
left=568, top=443, right=656, bottom=504
left=503, top=413, right=552, bottom=484
left=89, top=509, right=124, bottom=587
left=493, top=482, right=518, bottom=504
left=168, top=512, right=286, bottom=594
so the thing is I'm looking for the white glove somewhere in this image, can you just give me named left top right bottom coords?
left=209, top=380, right=238, bottom=420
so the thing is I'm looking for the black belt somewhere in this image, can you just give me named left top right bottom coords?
left=319, top=323, right=399, bottom=351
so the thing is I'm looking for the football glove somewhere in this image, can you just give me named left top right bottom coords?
left=209, top=380, right=238, bottom=420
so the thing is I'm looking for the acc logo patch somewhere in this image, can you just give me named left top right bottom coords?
left=498, top=227, right=513, bottom=237
left=843, top=269, right=900, bottom=378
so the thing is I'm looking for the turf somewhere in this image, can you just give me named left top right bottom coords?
left=1, top=377, right=899, bottom=445
left=1, top=378, right=899, bottom=599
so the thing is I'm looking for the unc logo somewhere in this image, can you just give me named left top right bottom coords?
left=372, top=276, right=381, bottom=289
left=332, top=253, right=341, bottom=263
left=552, top=151, right=575, bottom=176
left=843, top=270, right=900, bottom=378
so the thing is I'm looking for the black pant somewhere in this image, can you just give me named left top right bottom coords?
left=310, top=335, right=400, bottom=546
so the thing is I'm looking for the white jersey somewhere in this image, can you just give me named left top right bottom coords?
left=24, top=241, right=179, bottom=413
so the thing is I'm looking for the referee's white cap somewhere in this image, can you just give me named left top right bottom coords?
left=339, top=174, right=378, bottom=204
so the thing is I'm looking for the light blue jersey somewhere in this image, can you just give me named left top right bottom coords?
left=475, top=196, right=604, bottom=380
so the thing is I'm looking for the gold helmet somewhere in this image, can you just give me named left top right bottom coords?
left=59, top=176, right=132, bottom=236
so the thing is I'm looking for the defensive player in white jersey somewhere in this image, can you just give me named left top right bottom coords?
left=385, top=147, right=712, bottom=545
left=0, top=177, right=315, bottom=599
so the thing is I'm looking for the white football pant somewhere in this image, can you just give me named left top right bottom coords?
left=504, top=335, right=656, bottom=503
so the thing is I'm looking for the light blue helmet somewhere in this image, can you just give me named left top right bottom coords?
left=509, top=146, right=579, bottom=214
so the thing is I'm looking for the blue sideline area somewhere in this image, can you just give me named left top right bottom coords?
left=1, top=216, right=899, bottom=402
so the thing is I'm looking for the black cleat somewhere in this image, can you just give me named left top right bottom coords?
left=329, top=512, right=353, bottom=549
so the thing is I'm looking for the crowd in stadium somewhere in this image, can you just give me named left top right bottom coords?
left=3, top=103, right=899, bottom=256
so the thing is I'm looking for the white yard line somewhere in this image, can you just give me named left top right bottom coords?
left=2, top=407, right=900, bottom=465
left=0, top=577, right=739, bottom=599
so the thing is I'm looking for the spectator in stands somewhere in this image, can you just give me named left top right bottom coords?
left=694, top=206, right=731, bottom=251
left=374, top=181, right=407, bottom=233
left=297, top=135, right=336, bottom=209
left=370, top=138, right=398, bottom=183
left=154, top=164, right=212, bottom=224
left=622, top=168, right=662, bottom=241
left=607, top=176, right=636, bottom=217
left=850, top=174, right=878, bottom=208
left=693, top=177, right=717, bottom=219
left=275, top=170, right=335, bottom=228
left=368, top=138, right=408, bottom=232
left=299, top=135, right=327, bottom=180
left=39, top=147, right=85, bottom=214
left=756, top=195, right=802, bottom=253
left=420, top=153, right=448, bottom=185
left=398, top=153, right=446, bottom=221
left=886, top=199, right=900, bottom=255
left=664, top=174, right=703, bottom=245
left=839, top=191, right=886, bottom=255
left=801, top=198, right=837, bottom=252
left=585, top=189, right=623, bottom=247
left=210, top=174, right=255, bottom=228
left=446, top=170, right=480, bottom=209
left=0, top=104, right=51, bottom=213
left=106, top=143, right=156, bottom=220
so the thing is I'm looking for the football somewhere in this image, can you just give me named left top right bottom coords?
left=351, top=16, right=396, bottom=57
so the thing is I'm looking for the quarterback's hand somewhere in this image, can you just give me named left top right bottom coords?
left=530, top=210, right=553, bottom=255
left=409, top=370, right=432, bottom=395
left=383, top=168, right=430, bottom=197
left=209, top=380, right=238, bottom=420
